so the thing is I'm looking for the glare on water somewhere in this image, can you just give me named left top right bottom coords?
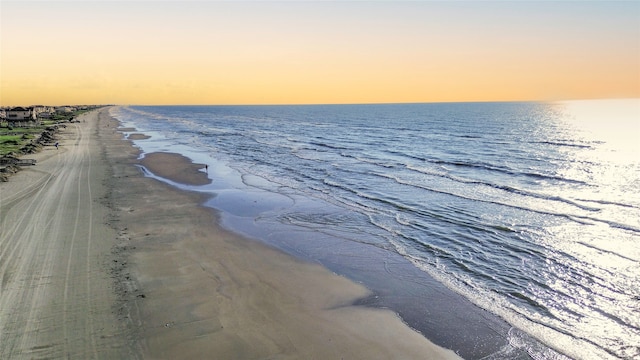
left=537, top=99, right=640, bottom=358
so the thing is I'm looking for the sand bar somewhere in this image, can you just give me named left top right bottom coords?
left=140, top=152, right=210, bottom=186
left=128, top=133, right=151, bottom=140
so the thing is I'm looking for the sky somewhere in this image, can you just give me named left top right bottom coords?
left=1, top=1, right=639, bottom=106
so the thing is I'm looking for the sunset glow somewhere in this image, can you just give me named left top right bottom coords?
left=1, top=1, right=639, bottom=106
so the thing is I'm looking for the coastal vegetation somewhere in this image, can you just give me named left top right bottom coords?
left=0, top=108, right=90, bottom=156
left=0, top=107, right=98, bottom=181
left=0, top=131, right=41, bottom=156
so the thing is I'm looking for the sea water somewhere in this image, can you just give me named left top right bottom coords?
left=112, top=100, right=640, bottom=359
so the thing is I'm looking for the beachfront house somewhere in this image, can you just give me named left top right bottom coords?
left=33, top=106, right=56, bottom=119
left=7, top=107, right=34, bottom=120
left=36, top=111, right=53, bottom=119
left=55, top=106, right=76, bottom=114
left=6, top=107, right=39, bottom=127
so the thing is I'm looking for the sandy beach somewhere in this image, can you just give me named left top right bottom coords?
left=0, top=110, right=137, bottom=358
left=0, top=108, right=461, bottom=359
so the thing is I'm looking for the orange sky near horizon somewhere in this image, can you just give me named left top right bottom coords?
left=1, top=1, right=639, bottom=106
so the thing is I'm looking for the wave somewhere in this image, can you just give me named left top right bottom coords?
left=382, top=150, right=589, bottom=186
left=456, top=134, right=482, bottom=139
left=577, top=241, right=639, bottom=262
left=531, top=140, right=594, bottom=149
left=373, top=171, right=640, bottom=234
left=514, top=171, right=588, bottom=185
left=323, top=165, right=624, bottom=232
left=122, top=106, right=172, bottom=123
left=382, top=149, right=429, bottom=163
left=402, top=164, right=598, bottom=211
left=307, top=140, right=351, bottom=151
left=576, top=198, right=639, bottom=210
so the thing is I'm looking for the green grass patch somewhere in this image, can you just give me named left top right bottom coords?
left=0, top=125, right=51, bottom=156
left=0, top=134, right=25, bottom=156
left=0, top=108, right=96, bottom=156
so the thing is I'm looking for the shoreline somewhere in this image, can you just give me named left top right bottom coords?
left=115, top=106, right=532, bottom=358
left=103, top=109, right=463, bottom=358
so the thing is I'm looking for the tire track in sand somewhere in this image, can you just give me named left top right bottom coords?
left=0, top=110, right=134, bottom=359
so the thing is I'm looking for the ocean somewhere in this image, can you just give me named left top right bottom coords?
left=112, top=99, right=640, bottom=359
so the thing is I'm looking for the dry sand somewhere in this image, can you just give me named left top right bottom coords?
left=0, top=110, right=138, bottom=358
left=0, top=107, right=462, bottom=359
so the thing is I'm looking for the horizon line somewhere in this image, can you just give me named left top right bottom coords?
left=3, top=97, right=638, bottom=108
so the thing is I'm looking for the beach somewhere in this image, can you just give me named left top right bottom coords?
left=0, top=110, right=137, bottom=358
left=0, top=108, right=461, bottom=358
